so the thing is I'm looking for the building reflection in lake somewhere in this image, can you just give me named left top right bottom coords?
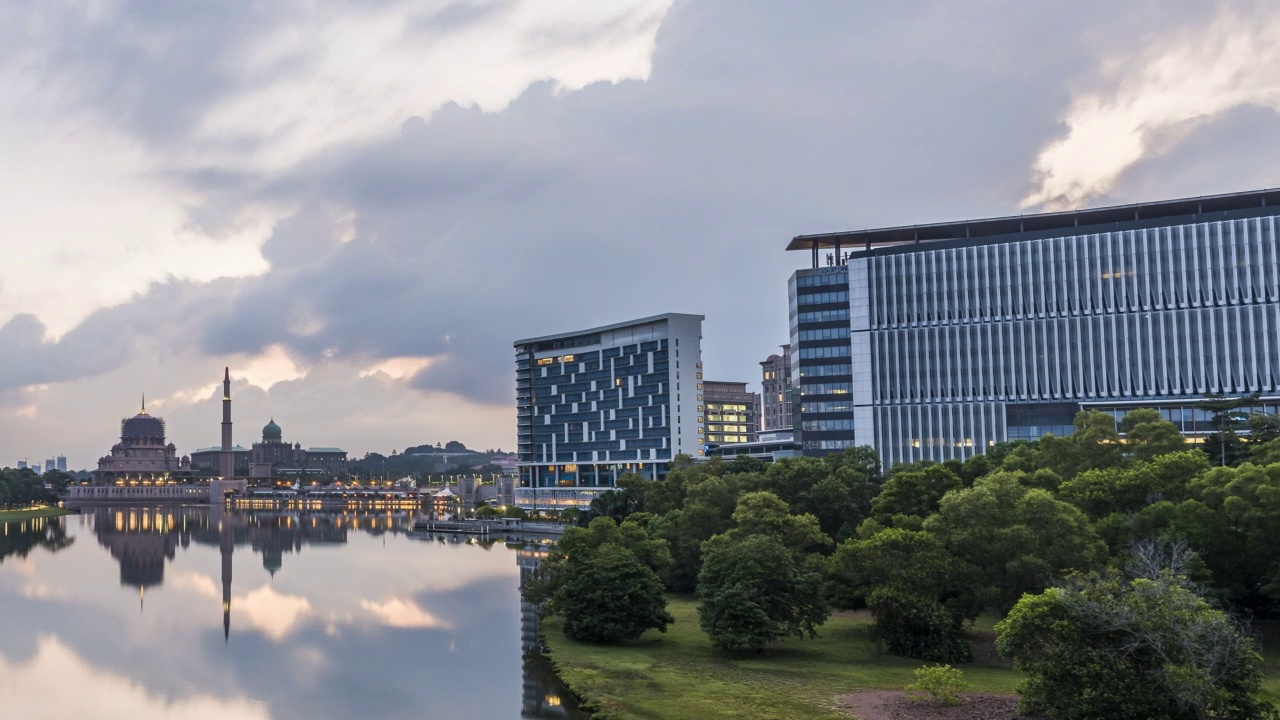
left=518, top=543, right=586, bottom=720
left=85, top=505, right=415, bottom=634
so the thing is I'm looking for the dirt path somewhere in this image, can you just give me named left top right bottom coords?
left=836, top=690, right=1035, bottom=720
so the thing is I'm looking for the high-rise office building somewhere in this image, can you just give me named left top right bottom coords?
left=787, top=188, right=1280, bottom=467
left=56, top=456, right=67, bottom=472
left=702, top=381, right=760, bottom=446
left=514, top=313, right=704, bottom=510
left=760, top=346, right=793, bottom=431
left=44, top=458, right=55, bottom=473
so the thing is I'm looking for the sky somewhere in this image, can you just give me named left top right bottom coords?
left=4, top=0, right=1280, bottom=469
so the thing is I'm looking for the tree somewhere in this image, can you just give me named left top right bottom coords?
left=1198, top=393, right=1260, bottom=467
left=713, top=491, right=830, bottom=556
left=41, top=469, right=74, bottom=496
left=867, top=464, right=962, bottom=530
left=524, top=517, right=673, bottom=643
left=1119, top=408, right=1187, bottom=462
left=924, top=471, right=1104, bottom=613
left=828, top=529, right=974, bottom=662
left=697, top=535, right=828, bottom=652
left=997, top=550, right=1276, bottom=720
left=556, top=544, right=673, bottom=642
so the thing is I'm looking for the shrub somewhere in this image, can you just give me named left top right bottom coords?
left=904, top=664, right=969, bottom=706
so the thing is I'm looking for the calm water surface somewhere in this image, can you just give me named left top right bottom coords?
left=0, top=505, right=585, bottom=719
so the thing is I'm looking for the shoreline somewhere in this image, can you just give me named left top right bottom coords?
left=0, top=506, right=76, bottom=522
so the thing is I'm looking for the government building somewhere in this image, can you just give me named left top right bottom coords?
left=787, top=188, right=1280, bottom=467
left=514, top=313, right=704, bottom=509
left=190, top=418, right=348, bottom=478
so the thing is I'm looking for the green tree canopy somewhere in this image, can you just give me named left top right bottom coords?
left=697, top=534, right=828, bottom=652
left=828, top=528, right=975, bottom=661
left=924, top=471, right=1105, bottom=613
left=997, top=554, right=1275, bottom=720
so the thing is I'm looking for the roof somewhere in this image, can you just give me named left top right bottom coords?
left=306, top=447, right=345, bottom=453
left=787, top=188, right=1280, bottom=252
left=515, top=312, right=704, bottom=347
left=192, top=445, right=250, bottom=453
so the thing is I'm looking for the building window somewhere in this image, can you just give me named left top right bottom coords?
left=537, top=358, right=554, bottom=366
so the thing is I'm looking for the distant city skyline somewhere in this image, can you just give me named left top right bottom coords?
left=5, top=1, right=1280, bottom=467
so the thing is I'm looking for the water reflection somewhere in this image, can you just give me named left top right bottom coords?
left=0, top=515, right=75, bottom=564
left=0, top=506, right=582, bottom=719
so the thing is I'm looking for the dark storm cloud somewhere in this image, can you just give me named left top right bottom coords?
left=3, top=0, right=1274, bottom=407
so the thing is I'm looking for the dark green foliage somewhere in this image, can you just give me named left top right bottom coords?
left=925, top=471, right=1104, bottom=613
left=0, top=468, right=56, bottom=509
left=829, top=529, right=973, bottom=662
left=997, top=559, right=1276, bottom=720
left=698, top=534, right=829, bottom=652
left=557, top=544, right=673, bottom=643
left=867, top=464, right=961, bottom=529
left=526, top=517, right=673, bottom=643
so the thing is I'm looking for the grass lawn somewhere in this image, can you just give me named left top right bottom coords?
left=543, top=597, right=1021, bottom=720
left=0, top=506, right=74, bottom=522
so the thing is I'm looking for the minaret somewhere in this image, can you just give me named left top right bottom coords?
left=219, top=368, right=233, bottom=479
left=221, top=515, right=233, bottom=642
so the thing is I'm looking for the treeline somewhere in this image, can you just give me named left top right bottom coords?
left=0, top=468, right=57, bottom=508
left=528, top=407, right=1280, bottom=719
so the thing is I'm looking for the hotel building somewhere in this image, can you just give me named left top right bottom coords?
left=787, top=189, right=1280, bottom=467
left=514, top=313, right=704, bottom=510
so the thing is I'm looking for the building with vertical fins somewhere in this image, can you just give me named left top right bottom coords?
left=786, top=189, right=1280, bottom=467
left=514, top=313, right=704, bottom=510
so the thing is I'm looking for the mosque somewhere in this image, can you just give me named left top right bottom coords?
left=90, top=399, right=195, bottom=484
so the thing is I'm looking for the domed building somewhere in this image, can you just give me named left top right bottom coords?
left=248, top=418, right=348, bottom=478
left=91, top=401, right=193, bottom=484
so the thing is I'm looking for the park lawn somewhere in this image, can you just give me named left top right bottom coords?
left=0, top=506, right=73, bottom=522
left=543, top=596, right=1021, bottom=720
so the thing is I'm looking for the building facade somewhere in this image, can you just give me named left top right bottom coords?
left=514, top=313, right=704, bottom=510
left=190, top=420, right=347, bottom=478
left=760, top=346, right=793, bottom=431
left=787, top=189, right=1280, bottom=467
left=701, top=380, right=760, bottom=446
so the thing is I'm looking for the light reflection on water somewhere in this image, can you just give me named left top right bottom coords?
left=0, top=506, right=585, bottom=720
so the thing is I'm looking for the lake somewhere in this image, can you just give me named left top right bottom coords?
left=0, top=505, right=586, bottom=719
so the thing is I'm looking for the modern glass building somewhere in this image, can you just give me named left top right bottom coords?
left=787, top=189, right=1280, bottom=466
left=514, top=313, right=704, bottom=509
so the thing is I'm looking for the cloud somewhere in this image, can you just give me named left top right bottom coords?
left=171, top=571, right=219, bottom=599
left=1023, top=3, right=1280, bottom=209
left=360, top=597, right=449, bottom=629
left=5, top=1, right=1280, bottom=466
left=235, top=585, right=313, bottom=641
left=0, top=636, right=270, bottom=720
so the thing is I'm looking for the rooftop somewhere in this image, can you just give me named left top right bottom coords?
left=514, top=312, right=704, bottom=347
left=787, top=188, right=1280, bottom=252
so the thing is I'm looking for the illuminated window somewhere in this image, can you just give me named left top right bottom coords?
left=537, top=358, right=553, bottom=366
left=562, top=355, right=575, bottom=362
left=696, top=372, right=703, bottom=379
left=615, top=378, right=623, bottom=386
left=696, top=362, right=702, bottom=368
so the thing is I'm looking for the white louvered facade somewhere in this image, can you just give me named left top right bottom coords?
left=789, top=193, right=1280, bottom=467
